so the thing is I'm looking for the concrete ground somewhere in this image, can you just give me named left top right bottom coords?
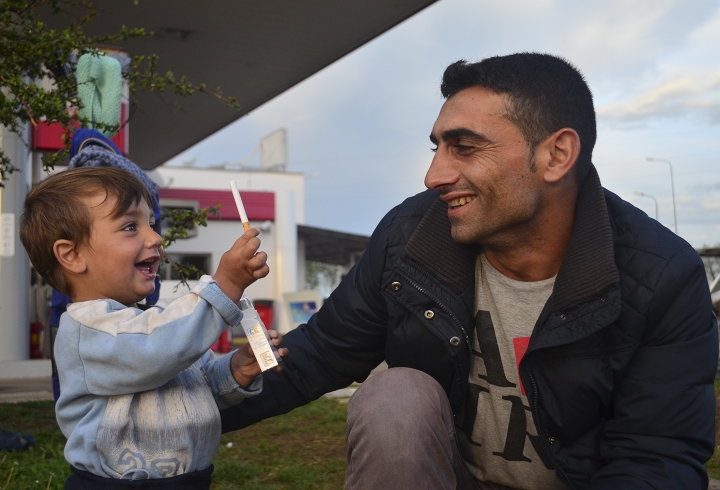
left=0, top=376, right=53, bottom=404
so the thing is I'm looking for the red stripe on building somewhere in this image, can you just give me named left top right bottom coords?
left=157, top=189, right=275, bottom=221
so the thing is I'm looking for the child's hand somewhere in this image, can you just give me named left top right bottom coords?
left=230, top=330, right=288, bottom=388
left=213, top=228, right=269, bottom=303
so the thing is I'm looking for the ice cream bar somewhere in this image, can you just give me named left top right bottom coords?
left=229, top=180, right=251, bottom=231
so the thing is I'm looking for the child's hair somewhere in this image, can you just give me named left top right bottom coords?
left=20, top=167, right=156, bottom=296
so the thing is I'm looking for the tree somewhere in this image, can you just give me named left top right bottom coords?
left=704, top=256, right=720, bottom=284
left=0, top=0, right=239, bottom=185
left=305, top=261, right=344, bottom=300
left=1, top=0, right=239, bottom=285
left=160, top=205, right=221, bottom=287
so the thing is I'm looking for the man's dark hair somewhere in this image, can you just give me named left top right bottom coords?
left=441, top=53, right=596, bottom=183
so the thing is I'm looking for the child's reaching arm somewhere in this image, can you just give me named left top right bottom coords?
left=200, top=330, right=288, bottom=410
left=57, top=229, right=270, bottom=397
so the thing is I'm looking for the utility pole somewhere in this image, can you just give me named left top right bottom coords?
left=634, top=191, right=658, bottom=221
left=646, top=157, right=677, bottom=234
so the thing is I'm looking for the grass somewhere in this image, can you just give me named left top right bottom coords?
left=3, top=386, right=720, bottom=487
left=706, top=379, right=720, bottom=481
left=212, top=397, right=347, bottom=489
left=0, top=402, right=67, bottom=490
left=0, top=397, right=348, bottom=489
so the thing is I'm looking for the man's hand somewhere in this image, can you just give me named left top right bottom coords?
left=230, top=329, right=288, bottom=388
left=213, top=228, right=270, bottom=303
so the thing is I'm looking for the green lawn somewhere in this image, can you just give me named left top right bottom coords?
left=705, top=379, right=720, bottom=481
left=0, top=402, right=67, bottom=489
left=0, top=398, right=348, bottom=489
left=2, top=388, right=720, bottom=489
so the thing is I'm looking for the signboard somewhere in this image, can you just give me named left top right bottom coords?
left=1, top=213, right=15, bottom=257
left=288, top=301, right=318, bottom=324
left=283, top=290, right=322, bottom=329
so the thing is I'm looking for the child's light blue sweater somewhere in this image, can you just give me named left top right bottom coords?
left=55, top=276, right=261, bottom=480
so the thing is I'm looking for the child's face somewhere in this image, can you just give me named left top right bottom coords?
left=72, top=192, right=162, bottom=306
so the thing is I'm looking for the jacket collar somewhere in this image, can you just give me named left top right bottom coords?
left=552, top=166, right=619, bottom=311
left=404, top=195, right=478, bottom=295
left=404, top=165, right=619, bottom=311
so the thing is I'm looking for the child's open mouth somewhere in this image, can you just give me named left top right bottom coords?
left=135, top=257, right=159, bottom=278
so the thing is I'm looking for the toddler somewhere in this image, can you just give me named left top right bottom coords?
left=20, top=166, right=286, bottom=489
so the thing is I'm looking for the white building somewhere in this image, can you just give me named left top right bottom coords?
left=148, top=165, right=307, bottom=334
left=149, top=164, right=370, bottom=334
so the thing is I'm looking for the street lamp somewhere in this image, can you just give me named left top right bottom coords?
left=634, top=191, right=658, bottom=220
left=646, top=157, right=677, bottom=234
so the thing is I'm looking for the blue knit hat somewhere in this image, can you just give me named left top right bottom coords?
left=68, top=129, right=159, bottom=195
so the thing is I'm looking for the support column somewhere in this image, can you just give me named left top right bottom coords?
left=274, top=191, right=297, bottom=334
left=0, top=124, right=31, bottom=363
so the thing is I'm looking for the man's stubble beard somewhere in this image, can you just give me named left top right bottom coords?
left=448, top=189, right=542, bottom=248
left=447, top=153, right=541, bottom=246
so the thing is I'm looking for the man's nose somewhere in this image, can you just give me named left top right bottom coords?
left=424, top=149, right=460, bottom=190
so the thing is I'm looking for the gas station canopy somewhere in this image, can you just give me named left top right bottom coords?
left=41, top=0, right=437, bottom=169
left=298, top=225, right=371, bottom=267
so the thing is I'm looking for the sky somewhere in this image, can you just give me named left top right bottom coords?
left=165, top=0, right=720, bottom=248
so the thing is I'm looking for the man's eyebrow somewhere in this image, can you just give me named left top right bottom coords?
left=439, top=128, right=492, bottom=144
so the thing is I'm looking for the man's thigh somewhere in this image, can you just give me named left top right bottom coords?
left=345, top=367, right=480, bottom=490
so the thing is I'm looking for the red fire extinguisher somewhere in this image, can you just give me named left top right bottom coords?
left=29, top=281, right=45, bottom=359
left=218, top=328, right=232, bottom=354
left=211, top=328, right=232, bottom=354
left=30, top=320, right=44, bottom=359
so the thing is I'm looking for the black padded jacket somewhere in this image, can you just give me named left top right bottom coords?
left=221, top=166, right=717, bottom=490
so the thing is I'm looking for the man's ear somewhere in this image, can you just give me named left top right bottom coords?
left=540, top=128, right=581, bottom=184
left=53, top=239, right=87, bottom=274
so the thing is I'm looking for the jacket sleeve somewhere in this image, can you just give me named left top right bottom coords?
left=200, top=350, right=263, bottom=411
left=220, top=204, right=401, bottom=433
left=587, top=246, right=717, bottom=489
left=60, top=276, right=243, bottom=396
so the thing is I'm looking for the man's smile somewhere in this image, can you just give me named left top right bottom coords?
left=447, top=195, right=476, bottom=209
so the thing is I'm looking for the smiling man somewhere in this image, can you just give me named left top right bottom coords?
left=222, top=53, right=717, bottom=490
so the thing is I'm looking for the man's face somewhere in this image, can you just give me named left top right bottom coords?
left=72, top=193, right=162, bottom=305
left=424, top=86, right=543, bottom=245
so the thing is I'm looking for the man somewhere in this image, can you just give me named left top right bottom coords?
left=221, top=53, right=717, bottom=489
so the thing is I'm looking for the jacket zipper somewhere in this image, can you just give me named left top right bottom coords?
left=395, top=269, right=471, bottom=351
left=398, top=267, right=575, bottom=487
left=528, top=366, right=575, bottom=490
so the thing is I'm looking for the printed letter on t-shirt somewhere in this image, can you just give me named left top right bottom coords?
left=474, top=310, right=515, bottom=387
left=464, top=310, right=553, bottom=468
left=463, top=310, right=516, bottom=447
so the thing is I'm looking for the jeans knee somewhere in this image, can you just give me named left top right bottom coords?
left=345, top=367, right=458, bottom=483
left=347, top=367, right=453, bottom=440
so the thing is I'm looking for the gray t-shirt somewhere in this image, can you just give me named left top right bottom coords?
left=457, top=254, right=566, bottom=490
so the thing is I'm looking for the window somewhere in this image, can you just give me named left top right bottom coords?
left=159, top=254, right=212, bottom=281
left=158, top=198, right=200, bottom=239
